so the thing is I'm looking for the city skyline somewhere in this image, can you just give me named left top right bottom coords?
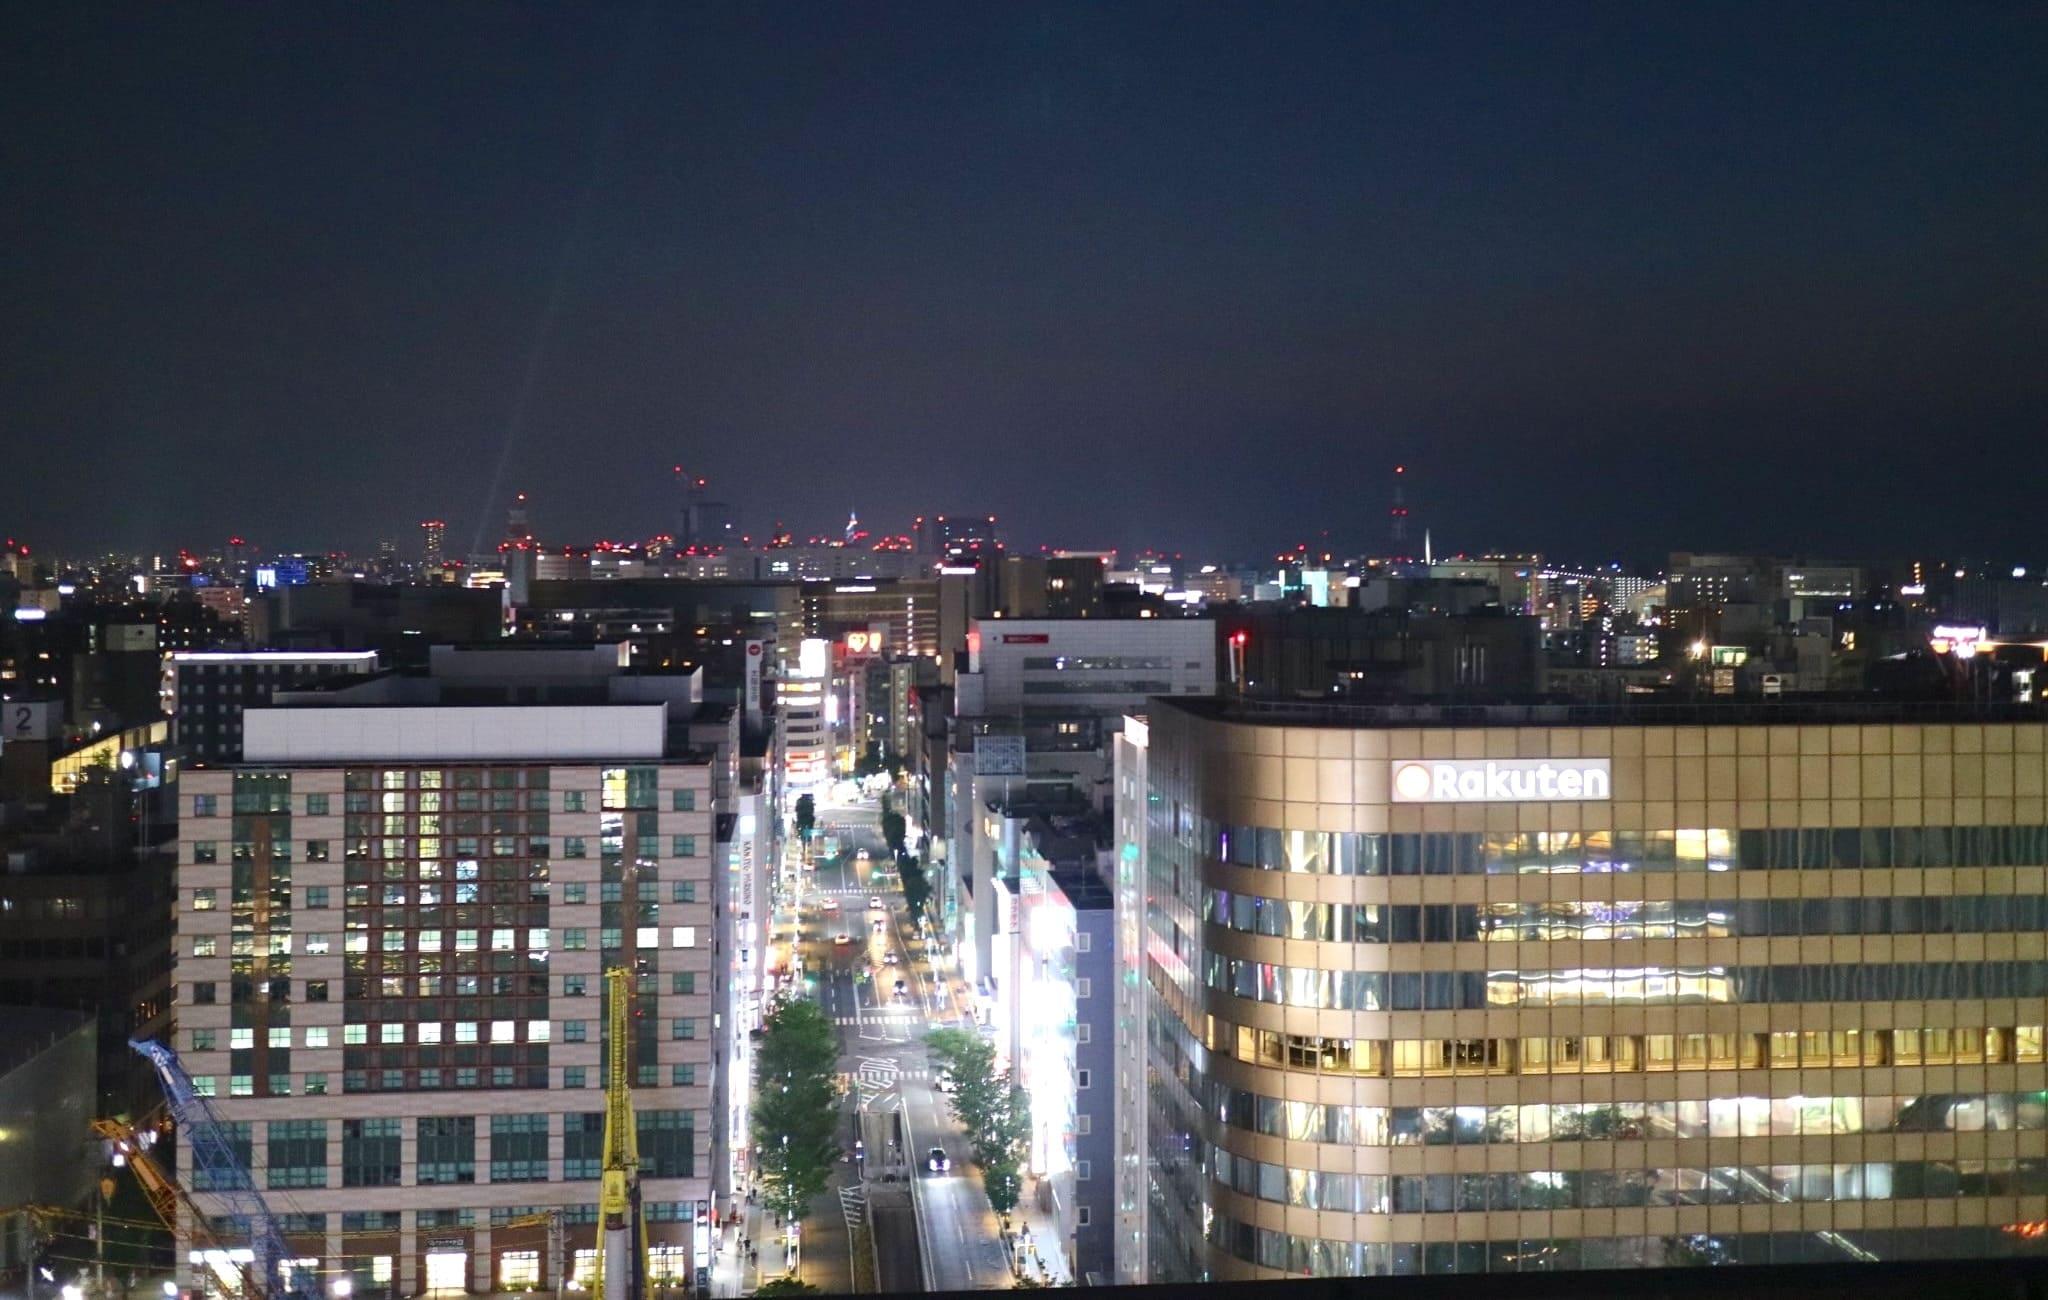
left=4, top=5, right=2046, bottom=560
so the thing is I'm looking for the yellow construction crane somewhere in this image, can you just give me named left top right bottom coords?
left=91, top=1117, right=265, bottom=1298
left=591, top=966, right=645, bottom=1300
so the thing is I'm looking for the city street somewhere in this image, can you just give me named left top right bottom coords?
left=811, top=800, right=1018, bottom=1292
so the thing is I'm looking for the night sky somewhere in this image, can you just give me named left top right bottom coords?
left=4, top=3, right=2044, bottom=565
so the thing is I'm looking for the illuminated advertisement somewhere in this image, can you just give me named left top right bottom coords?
left=1390, top=758, right=1611, bottom=803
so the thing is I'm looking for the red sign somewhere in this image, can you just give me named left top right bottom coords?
left=1002, top=633, right=1050, bottom=644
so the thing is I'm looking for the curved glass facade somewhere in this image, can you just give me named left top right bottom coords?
left=1138, top=707, right=2048, bottom=1281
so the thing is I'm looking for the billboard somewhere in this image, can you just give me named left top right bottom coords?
left=1390, top=758, right=1611, bottom=803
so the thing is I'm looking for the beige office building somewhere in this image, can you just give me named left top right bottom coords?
left=172, top=697, right=720, bottom=1298
left=1125, top=698, right=2048, bottom=1281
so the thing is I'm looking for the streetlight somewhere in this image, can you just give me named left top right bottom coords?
left=332, top=1280, right=353, bottom=1299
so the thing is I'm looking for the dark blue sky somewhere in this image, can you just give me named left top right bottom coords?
left=4, top=3, right=2044, bottom=564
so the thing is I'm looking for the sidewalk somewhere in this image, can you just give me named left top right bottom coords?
left=708, top=1189, right=782, bottom=1298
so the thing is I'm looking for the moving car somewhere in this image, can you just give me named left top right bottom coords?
left=821, top=898, right=839, bottom=913
left=833, top=932, right=852, bottom=946
left=868, top=897, right=884, bottom=910
left=893, top=979, right=907, bottom=996
left=927, top=1146, right=951, bottom=1172
left=883, top=951, right=899, bottom=965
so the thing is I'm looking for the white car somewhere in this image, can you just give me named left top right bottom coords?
left=883, top=952, right=899, bottom=965
left=927, top=1146, right=951, bottom=1173
left=868, top=896, right=884, bottom=911
left=821, top=898, right=839, bottom=913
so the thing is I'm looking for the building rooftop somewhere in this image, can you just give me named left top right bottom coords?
left=0, top=1007, right=94, bottom=1079
left=1168, top=694, right=2048, bottom=729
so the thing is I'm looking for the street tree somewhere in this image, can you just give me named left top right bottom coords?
left=753, top=996, right=842, bottom=1223
left=793, top=794, right=816, bottom=842
left=880, top=808, right=907, bottom=857
left=972, top=1082, right=1031, bottom=1171
left=983, top=1157, right=1024, bottom=1218
left=753, top=1278, right=821, bottom=1296
left=925, top=1028, right=1001, bottom=1135
left=896, top=854, right=932, bottom=923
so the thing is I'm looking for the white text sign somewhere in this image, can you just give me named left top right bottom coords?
left=1390, top=758, right=1611, bottom=803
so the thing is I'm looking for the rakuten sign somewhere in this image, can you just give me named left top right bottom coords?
left=1389, top=758, right=1611, bottom=803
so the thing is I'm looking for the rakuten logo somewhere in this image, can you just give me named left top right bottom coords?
left=1389, top=759, right=1611, bottom=803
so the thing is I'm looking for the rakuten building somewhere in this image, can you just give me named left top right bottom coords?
left=1120, top=696, right=2048, bottom=1283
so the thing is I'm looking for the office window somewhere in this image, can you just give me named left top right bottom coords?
left=1076, top=977, right=1092, bottom=999
left=563, top=1112, right=604, bottom=1180
left=267, top=1119, right=327, bottom=1189
left=192, top=888, right=216, bottom=911
left=1076, top=1207, right=1091, bottom=1227
left=672, top=1019, right=697, bottom=1041
left=304, top=1073, right=328, bottom=1096
left=306, top=980, right=329, bottom=1002
left=269, top=1027, right=292, bottom=1048
left=564, top=1066, right=587, bottom=1089
left=1075, top=1024, right=1091, bottom=1044
left=671, top=836, right=698, bottom=858
left=342, top=1118, right=401, bottom=1187
left=672, top=972, right=696, bottom=996
left=193, top=982, right=217, bottom=1005
left=229, top=1076, right=253, bottom=1097
left=192, top=841, right=219, bottom=864
left=305, top=886, right=329, bottom=909
left=671, top=927, right=697, bottom=949
left=564, top=883, right=587, bottom=904
left=637, top=1110, right=694, bottom=1178
left=1076, top=1115, right=1092, bottom=1136
left=1077, top=1069, right=1092, bottom=1089
left=565, top=975, right=587, bottom=997
left=417, top=1117, right=477, bottom=1185
left=306, top=794, right=330, bottom=816
left=564, top=791, right=587, bottom=812
left=191, top=1076, right=217, bottom=1097
left=1075, top=932, right=1092, bottom=953
left=1076, top=1160, right=1092, bottom=1182
left=305, top=1028, right=330, bottom=1048
left=672, top=881, right=697, bottom=904
left=671, top=789, right=696, bottom=812
left=564, top=929, right=588, bottom=951
left=191, top=1028, right=216, bottom=1052
left=490, top=1114, right=548, bottom=1184
left=672, top=1064, right=697, bottom=1087
left=305, top=840, right=331, bottom=863
left=193, top=936, right=218, bottom=958
left=193, top=795, right=217, bottom=817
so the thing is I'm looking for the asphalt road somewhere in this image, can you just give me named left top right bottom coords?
left=813, top=799, right=1016, bottom=1292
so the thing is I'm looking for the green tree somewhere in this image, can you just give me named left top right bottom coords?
left=926, top=1028, right=1001, bottom=1135
left=897, top=855, right=932, bottom=923
left=793, top=794, right=816, bottom=842
left=753, top=997, right=842, bottom=1223
left=880, top=808, right=907, bottom=857
left=752, top=1279, right=821, bottom=1296
left=983, top=1157, right=1023, bottom=1217
left=973, top=1082, right=1031, bottom=1171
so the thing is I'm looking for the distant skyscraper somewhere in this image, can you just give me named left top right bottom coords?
left=1388, top=463, right=1411, bottom=559
left=505, top=492, right=534, bottom=544
left=675, top=466, right=735, bottom=551
left=927, top=513, right=1000, bottom=561
left=845, top=510, right=860, bottom=544
left=420, top=519, right=446, bottom=568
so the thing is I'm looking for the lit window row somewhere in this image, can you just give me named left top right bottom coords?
left=1208, top=1020, right=2042, bottom=1077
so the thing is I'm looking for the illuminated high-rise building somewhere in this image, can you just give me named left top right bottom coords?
left=1122, top=696, right=2048, bottom=1283
left=420, top=520, right=446, bottom=569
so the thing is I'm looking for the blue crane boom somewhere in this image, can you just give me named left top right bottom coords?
left=131, top=1038, right=307, bottom=1300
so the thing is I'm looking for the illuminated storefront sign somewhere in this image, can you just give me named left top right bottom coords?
left=1390, top=758, right=1611, bottom=803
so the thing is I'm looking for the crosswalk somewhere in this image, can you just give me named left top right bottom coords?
left=834, top=1009, right=918, bottom=1025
